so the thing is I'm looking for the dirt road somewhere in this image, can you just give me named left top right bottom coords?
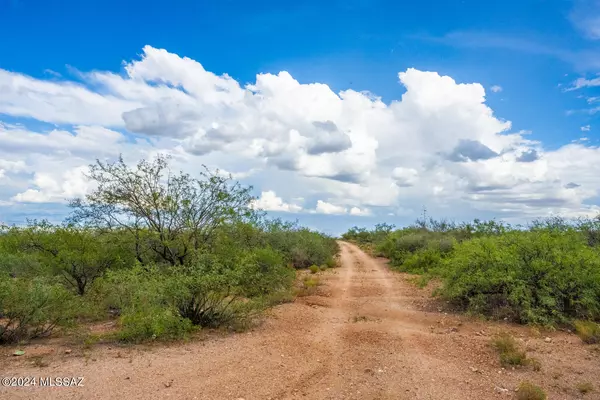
left=2, top=242, right=599, bottom=399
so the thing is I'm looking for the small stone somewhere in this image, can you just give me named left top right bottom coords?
left=544, top=337, right=552, bottom=343
left=494, top=386, right=509, bottom=394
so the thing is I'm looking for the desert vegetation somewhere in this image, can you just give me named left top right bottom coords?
left=342, top=213, right=600, bottom=331
left=0, top=155, right=338, bottom=344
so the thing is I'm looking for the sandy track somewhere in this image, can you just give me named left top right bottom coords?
left=2, top=241, right=599, bottom=399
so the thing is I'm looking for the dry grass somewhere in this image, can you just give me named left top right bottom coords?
left=574, top=320, right=600, bottom=344
left=295, top=276, right=320, bottom=297
left=352, top=315, right=369, bottom=323
left=528, top=357, right=542, bottom=372
left=516, top=381, right=547, bottom=400
left=576, top=382, right=594, bottom=395
left=491, top=332, right=528, bottom=367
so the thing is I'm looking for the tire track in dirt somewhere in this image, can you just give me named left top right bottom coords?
left=270, top=242, right=354, bottom=399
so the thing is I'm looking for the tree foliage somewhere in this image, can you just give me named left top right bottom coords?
left=69, top=155, right=257, bottom=266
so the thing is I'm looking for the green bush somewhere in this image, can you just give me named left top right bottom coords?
left=400, top=247, right=443, bottom=274
left=97, top=263, right=254, bottom=337
left=166, top=265, right=246, bottom=328
left=440, top=231, right=600, bottom=325
left=309, top=265, right=319, bottom=274
left=0, top=276, right=78, bottom=343
left=236, top=247, right=295, bottom=297
left=342, top=223, right=395, bottom=244
left=263, top=222, right=338, bottom=269
left=6, top=222, right=134, bottom=295
left=394, top=233, right=430, bottom=253
left=0, top=253, right=45, bottom=278
left=36, top=219, right=316, bottom=341
left=118, top=306, right=194, bottom=342
left=91, top=264, right=166, bottom=314
left=325, top=257, right=337, bottom=268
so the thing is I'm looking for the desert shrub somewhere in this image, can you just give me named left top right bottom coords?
left=491, top=332, right=528, bottom=367
left=208, top=222, right=266, bottom=258
left=12, top=222, right=133, bottom=295
left=295, top=276, right=320, bottom=297
left=376, top=232, right=427, bottom=266
left=0, top=252, right=46, bottom=278
left=263, top=223, right=338, bottom=269
left=529, top=357, right=542, bottom=371
left=574, top=320, right=600, bottom=344
left=91, top=264, right=167, bottom=314
left=400, top=247, right=442, bottom=274
left=326, top=257, right=337, bottom=268
left=167, top=271, right=244, bottom=328
left=0, top=276, right=78, bottom=343
left=576, top=216, right=600, bottom=247
left=88, top=234, right=299, bottom=338
left=394, top=233, right=430, bottom=254
left=516, top=381, right=547, bottom=400
left=234, top=247, right=294, bottom=297
left=440, top=231, right=600, bottom=325
left=96, top=263, right=248, bottom=337
left=341, top=226, right=371, bottom=242
left=309, top=265, right=319, bottom=274
left=118, top=306, right=194, bottom=342
left=576, top=382, right=594, bottom=394
left=342, top=223, right=395, bottom=245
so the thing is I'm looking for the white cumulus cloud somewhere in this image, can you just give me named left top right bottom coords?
left=0, top=46, right=599, bottom=224
left=349, top=207, right=371, bottom=216
left=250, top=191, right=302, bottom=213
left=314, top=200, right=348, bottom=215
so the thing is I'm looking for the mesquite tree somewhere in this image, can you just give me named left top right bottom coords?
left=69, top=155, right=257, bottom=266
left=9, top=221, right=127, bottom=295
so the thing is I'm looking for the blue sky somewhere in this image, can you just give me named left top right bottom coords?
left=1, top=0, right=600, bottom=235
